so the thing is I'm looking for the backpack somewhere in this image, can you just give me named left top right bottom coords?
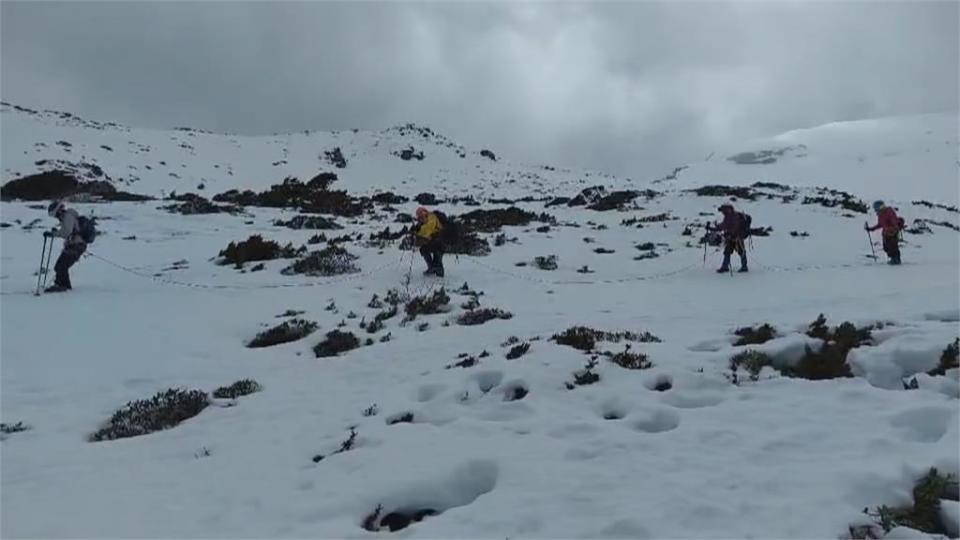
left=77, top=215, right=97, bottom=244
left=432, top=211, right=460, bottom=245
left=738, top=212, right=753, bottom=237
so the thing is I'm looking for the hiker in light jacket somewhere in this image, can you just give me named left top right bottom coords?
left=44, top=200, right=87, bottom=292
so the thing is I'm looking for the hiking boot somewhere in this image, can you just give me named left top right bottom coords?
left=44, top=284, right=70, bottom=293
left=435, top=267, right=445, bottom=277
left=716, top=267, right=730, bottom=274
left=423, top=267, right=437, bottom=276
left=888, top=259, right=902, bottom=266
left=738, top=266, right=749, bottom=273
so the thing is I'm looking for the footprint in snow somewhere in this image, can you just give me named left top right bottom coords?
left=630, top=408, right=681, bottom=433
left=888, top=406, right=957, bottom=443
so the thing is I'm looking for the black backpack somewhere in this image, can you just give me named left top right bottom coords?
left=738, top=212, right=753, bottom=238
left=77, top=215, right=97, bottom=243
left=432, top=211, right=460, bottom=245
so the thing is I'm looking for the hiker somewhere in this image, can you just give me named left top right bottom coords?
left=707, top=203, right=749, bottom=273
left=43, top=200, right=87, bottom=292
left=413, top=206, right=445, bottom=277
left=866, top=200, right=903, bottom=265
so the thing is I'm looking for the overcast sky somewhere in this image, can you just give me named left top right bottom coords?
left=2, top=1, right=957, bottom=178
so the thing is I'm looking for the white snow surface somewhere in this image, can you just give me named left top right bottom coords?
left=1, top=105, right=959, bottom=538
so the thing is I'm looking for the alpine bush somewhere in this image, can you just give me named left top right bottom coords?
left=247, top=319, right=318, bottom=348
left=89, top=388, right=210, bottom=442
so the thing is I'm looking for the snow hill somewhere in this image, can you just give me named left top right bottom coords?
left=1, top=103, right=959, bottom=539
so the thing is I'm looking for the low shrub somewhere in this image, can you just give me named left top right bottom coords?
left=607, top=345, right=652, bottom=370
left=534, top=255, right=558, bottom=270
left=928, top=338, right=959, bottom=376
left=733, top=323, right=777, bottom=346
left=89, top=388, right=210, bottom=442
left=312, top=427, right=358, bottom=462
left=273, top=215, right=342, bottom=230
left=506, top=342, right=530, bottom=359
left=728, top=350, right=774, bottom=384
left=281, top=246, right=360, bottom=276
left=552, top=326, right=661, bottom=352
left=456, top=308, right=513, bottom=326
left=219, top=235, right=304, bottom=268
left=248, top=319, right=318, bottom=348
left=212, top=379, right=262, bottom=399
left=404, top=288, right=450, bottom=320
left=313, top=330, right=360, bottom=357
left=863, top=468, right=959, bottom=535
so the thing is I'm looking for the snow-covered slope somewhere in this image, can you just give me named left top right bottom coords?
left=668, top=113, right=959, bottom=203
left=1, top=104, right=958, bottom=539
left=0, top=102, right=623, bottom=200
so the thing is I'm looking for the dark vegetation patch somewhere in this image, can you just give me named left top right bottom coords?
left=248, top=319, right=318, bottom=348
left=403, top=288, right=450, bottom=321
left=506, top=342, right=531, bottom=360
left=386, top=412, right=415, bottom=425
left=790, top=231, right=810, bottom=238
left=162, top=193, right=242, bottom=215
left=861, top=468, right=959, bottom=536
left=0, top=421, right=30, bottom=439
left=606, top=345, right=653, bottom=370
left=780, top=314, right=877, bottom=380
left=1, top=169, right=152, bottom=201
left=362, top=505, right=437, bottom=532
left=565, top=357, right=601, bottom=389
left=362, top=404, right=379, bottom=417
left=905, top=220, right=934, bottom=235
left=446, top=354, right=479, bottom=369
left=552, top=326, right=661, bottom=352
left=621, top=213, right=672, bottom=227
left=917, top=218, right=960, bottom=232
left=533, top=255, right=558, bottom=270
left=912, top=200, right=959, bottom=214
left=689, top=185, right=758, bottom=201
left=394, top=146, right=425, bottom=161
left=733, top=323, right=778, bottom=346
left=213, top=176, right=370, bottom=217
left=752, top=181, right=793, bottom=191
left=212, top=379, right=262, bottom=399
left=727, top=350, right=774, bottom=385
left=313, top=330, right=360, bottom=357
left=273, top=215, right=342, bottom=230
left=457, top=207, right=555, bottom=233
left=456, top=308, right=513, bottom=326
left=928, top=338, right=959, bottom=376
left=480, top=149, right=497, bottom=161
left=802, top=188, right=868, bottom=214
left=323, top=148, right=347, bottom=169
left=593, top=248, right=616, bottom=254
left=281, top=246, right=360, bottom=276
left=312, top=427, right=358, bottom=462
left=371, top=191, right=409, bottom=205
left=219, top=235, right=304, bottom=268
left=89, top=388, right=210, bottom=442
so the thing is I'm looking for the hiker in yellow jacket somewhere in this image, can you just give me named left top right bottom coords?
left=413, top=207, right=445, bottom=277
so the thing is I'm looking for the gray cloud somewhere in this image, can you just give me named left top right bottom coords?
left=2, top=1, right=957, bottom=179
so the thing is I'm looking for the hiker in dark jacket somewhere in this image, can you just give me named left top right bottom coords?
left=708, top=203, right=748, bottom=273
left=44, top=200, right=87, bottom=292
left=413, top=206, right=445, bottom=277
left=866, top=200, right=903, bottom=265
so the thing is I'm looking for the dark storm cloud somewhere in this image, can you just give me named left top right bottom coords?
left=2, top=1, right=957, bottom=179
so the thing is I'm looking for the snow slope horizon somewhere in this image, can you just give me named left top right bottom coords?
left=1, top=102, right=959, bottom=539
left=3, top=100, right=957, bottom=203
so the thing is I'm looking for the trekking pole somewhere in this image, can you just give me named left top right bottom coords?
left=34, top=235, right=48, bottom=296
left=42, top=237, right=55, bottom=291
left=864, top=222, right=877, bottom=260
